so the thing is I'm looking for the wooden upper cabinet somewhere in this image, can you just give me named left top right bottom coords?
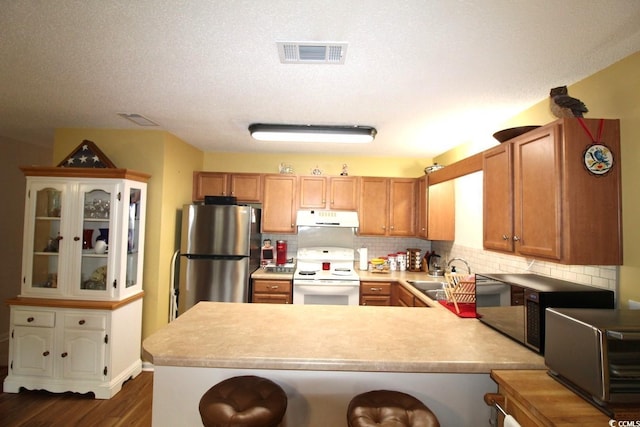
left=427, top=179, right=454, bottom=241
left=298, top=176, right=359, bottom=210
left=193, top=172, right=262, bottom=202
left=262, top=174, right=297, bottom=233
left=298, top=176, right=327, bottom=209
left=230, top=174, right=263, bottom=202
left=483, top=143, right=514, bottom=252
left=193, top=172, right=228, bottom=200
left=483, top=118, right=622, bottom=265
left=328, top=176, right=359, bottom=210
left=514, top=126, right=562, bottom=260
left=389, top=178, right=416, bottom=236
left=416, top=176, right=428, bottom=238
left=359, top=177, right=390, bottom=235
left=359, top=177, right=415, bottom=236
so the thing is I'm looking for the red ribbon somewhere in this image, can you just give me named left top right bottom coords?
left=577, top=117, right=604, bottom=143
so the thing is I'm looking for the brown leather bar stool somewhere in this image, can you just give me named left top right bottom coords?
left=347, top=390, right=440, bottom=427
left=199, top=375, right=287, bottom=427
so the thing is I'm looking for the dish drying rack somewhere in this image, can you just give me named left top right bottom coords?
left=444, top=273, right=476, bottom=313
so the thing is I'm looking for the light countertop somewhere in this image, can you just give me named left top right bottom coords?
left=143, top=301, right=544, bottom=373
left=251, top=267, right=448, bottom=307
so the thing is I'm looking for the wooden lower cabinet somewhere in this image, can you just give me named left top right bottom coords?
left=252, top=279, right=292, bottom=304
left=390, top=283, right=429, bottom=307
left=360, top=281, right=391, bottom=306
left=487, top=370, right=610, bottom=426
left=393, top=283, right=415, bottom=307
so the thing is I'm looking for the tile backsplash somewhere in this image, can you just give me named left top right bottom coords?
left=264, top=233, right=618, bottom=293
left=431, top=241, right=618, bottom=291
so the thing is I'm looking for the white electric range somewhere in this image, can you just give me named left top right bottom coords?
left=292, top=247, right=360, bottom=305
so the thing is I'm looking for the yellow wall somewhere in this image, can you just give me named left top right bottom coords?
left=435, top=51, right=640, bottom=307
left=204, top=152, right=433, bottom=178
left=52, top=50, right=640, bottom=345
left=53, top=129, right=202, bottom=340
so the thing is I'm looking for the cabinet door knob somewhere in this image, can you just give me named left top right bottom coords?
left=27, top=317, right=34, bottom=322
left=513, top=235, right=520, bottom=242
left=43, top=351, right=50, bottom=357
left=502, top=235, right=509, bottom=240
left=74, top=236, right=80, bottom=241
left=61, top=352, right=68, bottom=358
left=78, top=319, right=86, bottom=325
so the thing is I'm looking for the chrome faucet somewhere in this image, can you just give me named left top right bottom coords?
left=447, top=257, right=471, bottom=274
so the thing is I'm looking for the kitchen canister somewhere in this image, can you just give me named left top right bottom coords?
left=387, top=254, right=397, bottom=271
left=397, top=252, right=407, bottom=271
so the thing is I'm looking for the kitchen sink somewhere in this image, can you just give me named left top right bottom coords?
left=406, top=280, right=448, bottom=301
left=406, top=280, right=447, bottom=291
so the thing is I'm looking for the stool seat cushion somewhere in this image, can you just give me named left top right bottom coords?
left=199, top=375, right=287, bottom=427
left=347, top=390, right=440, bottom=427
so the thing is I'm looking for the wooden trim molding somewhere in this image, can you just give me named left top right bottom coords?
left=427, top=152, right=483, bottom=185
left=20, top=166, right=151, bottom=183
left=6, top=292, right=144, bottom=310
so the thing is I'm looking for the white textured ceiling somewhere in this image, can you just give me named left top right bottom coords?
left=1, top=1, right=639, bottom=158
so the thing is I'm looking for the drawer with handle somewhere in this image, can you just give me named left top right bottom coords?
left=64, top=313, right=107, bottom=330
left=13, top=310, right=55, bottom=327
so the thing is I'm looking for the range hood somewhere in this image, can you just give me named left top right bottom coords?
left=296, top=210, right=359, bottom=228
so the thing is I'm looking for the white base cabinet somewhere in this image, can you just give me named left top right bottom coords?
left=4, top=296, right=143, bottom=399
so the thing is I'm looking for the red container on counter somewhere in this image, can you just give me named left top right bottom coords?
left=276, top=240, right=287, bottom=265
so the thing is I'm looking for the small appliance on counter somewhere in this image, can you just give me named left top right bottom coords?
left=276, top=240, right=287, bottom=265
left=545, top=308, right=640, bottom=416
left=475, top=273, right=614, bottom=354
left=427, top=252, right=443, bottom=276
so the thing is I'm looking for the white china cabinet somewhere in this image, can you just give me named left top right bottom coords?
left=5, top=167, right=149, bottom=399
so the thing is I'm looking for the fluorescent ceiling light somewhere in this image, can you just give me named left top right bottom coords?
left=249, top=124, right=376, bottom=143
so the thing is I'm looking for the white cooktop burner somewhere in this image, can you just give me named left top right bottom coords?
left=294, top=246, right=359, bottom=282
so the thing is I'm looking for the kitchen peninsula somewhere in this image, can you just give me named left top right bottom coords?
left=143, top=301, right=544, bottom=426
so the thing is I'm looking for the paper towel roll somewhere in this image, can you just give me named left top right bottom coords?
left=358, top=247, right=368, bottom=270
left=503, top=415, right=521, bottom=427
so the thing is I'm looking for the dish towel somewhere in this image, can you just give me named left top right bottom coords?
left=503, top=414, right=522, bottom=427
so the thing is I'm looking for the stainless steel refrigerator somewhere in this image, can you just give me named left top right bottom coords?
left=178, top=204, right=261, bottom=315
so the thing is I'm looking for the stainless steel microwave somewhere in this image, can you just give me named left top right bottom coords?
left=545, top=308, right=640, bottom=408
left=475, top=273, right=614, bottom=354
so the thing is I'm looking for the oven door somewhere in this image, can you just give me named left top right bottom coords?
left=293, top=282, right=360, bottom=306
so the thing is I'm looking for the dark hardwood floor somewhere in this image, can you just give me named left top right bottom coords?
left=0, top=367, right=153, bottom=427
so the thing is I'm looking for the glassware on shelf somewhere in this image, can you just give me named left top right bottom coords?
left=97, top=228, right=109, bottom=244
left=47, top=190, right=61, bottom=217
left=84, top=198, right=110, bottom=219
left=82, top=229, right=94, bottom=249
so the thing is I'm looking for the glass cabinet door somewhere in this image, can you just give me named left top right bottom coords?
left=126, top=187, right=142, bottom=288
left=29, top=185, right=65, bottom=292
left=78, top=185, right=116, bottom=295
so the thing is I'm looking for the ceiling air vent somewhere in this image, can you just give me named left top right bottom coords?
left=277, top=42, right=347, bottom=64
